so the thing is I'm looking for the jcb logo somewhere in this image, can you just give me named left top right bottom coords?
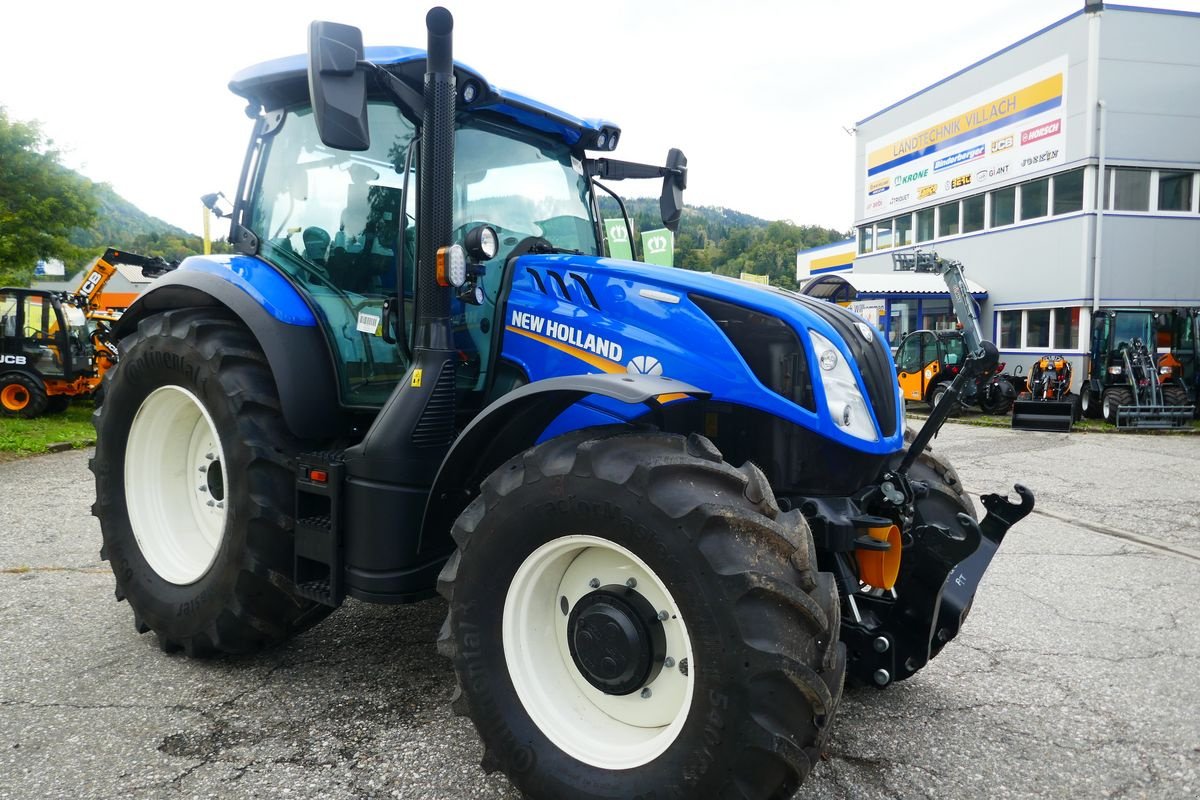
left=1, top=354, right=28, bottom=365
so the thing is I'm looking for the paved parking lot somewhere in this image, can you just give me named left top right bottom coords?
left=1, top=425, right=1198, bottom=799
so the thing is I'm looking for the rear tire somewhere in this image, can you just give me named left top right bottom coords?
left=90, top=309, right=331, bottom=655
left=437, top=428, right=845, bottom=798
left=0, top=373, right=47, bottom=418
left=1101, top=387, right=1132, bottom=426
left=929, top=382, right=959, bottom=416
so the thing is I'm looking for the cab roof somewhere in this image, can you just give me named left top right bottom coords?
left=228, top=47, right=619, bottom=148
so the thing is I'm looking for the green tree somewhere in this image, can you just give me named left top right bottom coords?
left=0, top=108, right=98, bottom=286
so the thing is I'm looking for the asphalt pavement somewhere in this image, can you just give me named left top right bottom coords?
left=1, top=425, right=1198, bottom=799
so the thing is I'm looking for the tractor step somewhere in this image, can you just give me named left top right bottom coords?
left=1115, top=404, right=1194, bottom=429
left=294, top=453, right=346, bottom=606
left=1011, top=399, right=1075, bottom=432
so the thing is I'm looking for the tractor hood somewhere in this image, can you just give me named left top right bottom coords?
left=500, top=252, right=904, bottom=456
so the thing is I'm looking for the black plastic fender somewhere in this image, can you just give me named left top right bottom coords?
left=418, top=372, right=709, bottom=554
left=113, top=268, right=345, bottom=439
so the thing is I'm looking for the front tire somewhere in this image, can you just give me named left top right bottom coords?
left=0, top=373, right=47, bottom=418
left=437, top=428, right=845, bottom=798
left=1101, top=387, right=1132, bottom=425
left=1080, top=385, right=1101, bottom=419
left=90, top=309, right=331, bottom=655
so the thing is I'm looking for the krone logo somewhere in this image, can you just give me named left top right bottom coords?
left=645, top=235, right=669, bottom=256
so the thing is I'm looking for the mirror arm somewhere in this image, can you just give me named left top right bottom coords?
left=586, top=157, right=680, bottom=182
left=363, top=61, right=426, bottom=119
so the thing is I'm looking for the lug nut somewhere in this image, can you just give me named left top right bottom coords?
left=205, top=452, right=214, bottom=460
left=206, top=500, right=215, bottom=507
left=664, top=657, right=675, bottom=669
left=588, top=578, right=600, bottom=589
left=873, top=668, right=891, bottom=686
left=873, top=636, right=890, bottom=653
left=625, top=577, right=637, bottom=589
left=198, top=486, right=207, bottom=493
left=640, top=688, right=652, bottom=699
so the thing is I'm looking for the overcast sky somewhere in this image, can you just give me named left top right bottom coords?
left=3, top=0, right=1197, bottom=238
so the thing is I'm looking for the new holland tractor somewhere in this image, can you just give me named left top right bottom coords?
left=90, top=10, right=1033, bottom=798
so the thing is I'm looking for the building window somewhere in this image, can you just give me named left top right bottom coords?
left=962, top=194, right=985, bottom=233
left=1053, top=307, right=1080, bottom=350
left=1053, top=168, right=1084, bottom=215
left=916, top=207, right=934, bottom=243
left=1020, top=177, right=1049, bottom=221
left=894, top=214, right=913, bottom=247
left=991, top=186, right=1015, bottom=228
left=875, top=219, right=893, bottom=250
left=858, top=226, right=873, bottom=254
left=1026, top=309, right=1051, bottom=348
left=998, top=311, right=1021, bottom=349
left=1158, top=171, right=1193, bottom=212
left=937, top=201, right=960, bottom=237
left=1107, top=168, right=1151, bottom=211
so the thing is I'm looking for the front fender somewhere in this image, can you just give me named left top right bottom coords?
left=418, top=373, right=708, bottom=554
left=114, top=260, right=346, bottom=439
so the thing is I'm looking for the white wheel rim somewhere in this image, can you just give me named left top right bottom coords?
left=124, top=385, right=228, bottom=585
left=503, top=535, right=695, bottom=771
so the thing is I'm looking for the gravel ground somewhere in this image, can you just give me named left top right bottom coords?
left=1, top=425, right=1198, bottom=799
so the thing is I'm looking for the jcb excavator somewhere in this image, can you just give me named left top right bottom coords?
left=1, top=249, right=175, bottom=417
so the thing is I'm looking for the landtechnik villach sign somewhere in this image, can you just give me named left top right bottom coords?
left=862, top=56, right=1067, bottom=218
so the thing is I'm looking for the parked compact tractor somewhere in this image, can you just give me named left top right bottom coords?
left=0, top=287, right=95, bottom=417
left=1011, top=355, right=1075, bottom=431
left=1159, top=307, right=1199, bottom=413
left=90, top=11, right=1033, bottom=798
left=1079, top=308, right=1192, bottom=428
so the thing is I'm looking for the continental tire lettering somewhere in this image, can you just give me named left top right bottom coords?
left=457, top=619, right=540, bottom=776
left=125, top=350, right=197, bottom=386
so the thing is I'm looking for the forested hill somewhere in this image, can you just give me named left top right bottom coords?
left=68, top=179, right=221, bottom=264
left=597, top=197, right=847, bottom=289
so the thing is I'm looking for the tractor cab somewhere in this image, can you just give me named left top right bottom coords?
left=0, top=288, right=91, bottom=416
left=894, top=328, right=966, bottom=405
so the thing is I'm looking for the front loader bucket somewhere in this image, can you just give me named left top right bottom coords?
left=1116, top=403, right=1195, bottom=430
left=1011, top=399, right=1074, bottom=432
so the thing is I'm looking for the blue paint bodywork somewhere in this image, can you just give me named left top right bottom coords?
left=501, top=253, right=904, bottom=456
left=228, top=47, right=618, bottom=148
left=173, top=254, right=318, bottom=327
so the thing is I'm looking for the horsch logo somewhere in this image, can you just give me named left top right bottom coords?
left=1021, top=119, right=1061, bottom=146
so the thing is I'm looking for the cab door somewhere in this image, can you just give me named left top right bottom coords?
left=895, top=332, right=938, bottom=401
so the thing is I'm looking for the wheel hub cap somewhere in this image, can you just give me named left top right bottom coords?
left=568, top=587, right=665, bottom=695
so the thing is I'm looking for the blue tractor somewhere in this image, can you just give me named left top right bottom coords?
left=91, top=9, right=1033, bottom=797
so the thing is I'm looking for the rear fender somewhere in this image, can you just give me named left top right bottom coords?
left=418, top=373, right=708, bottom=555
left=114, top=265, right=345, bottom=439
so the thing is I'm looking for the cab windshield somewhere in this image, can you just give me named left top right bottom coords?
left=248, top=103, right=598, bottom=405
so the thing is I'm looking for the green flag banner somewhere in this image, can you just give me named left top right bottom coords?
left=641, top=228, right=674, bottom=267
left=603, top=218, right=634, bottom=260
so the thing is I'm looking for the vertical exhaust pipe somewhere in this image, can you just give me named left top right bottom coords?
left=350, top=6, right=458, bottom=466
left=415, top=6, right=455, bottom=348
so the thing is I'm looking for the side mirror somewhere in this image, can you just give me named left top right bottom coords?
left=658, top=148, right=687, bottom=233
left=308, top=20, right=370, bottom=151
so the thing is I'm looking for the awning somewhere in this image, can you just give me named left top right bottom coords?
left=800, top=271, right=987, bottom=301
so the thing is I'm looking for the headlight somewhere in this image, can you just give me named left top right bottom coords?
left=1159, top=366, right=1172, bottom=376
left=1108, top=366, right=1123, bottom=375
left=809, top=330, right=878, bottom=442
